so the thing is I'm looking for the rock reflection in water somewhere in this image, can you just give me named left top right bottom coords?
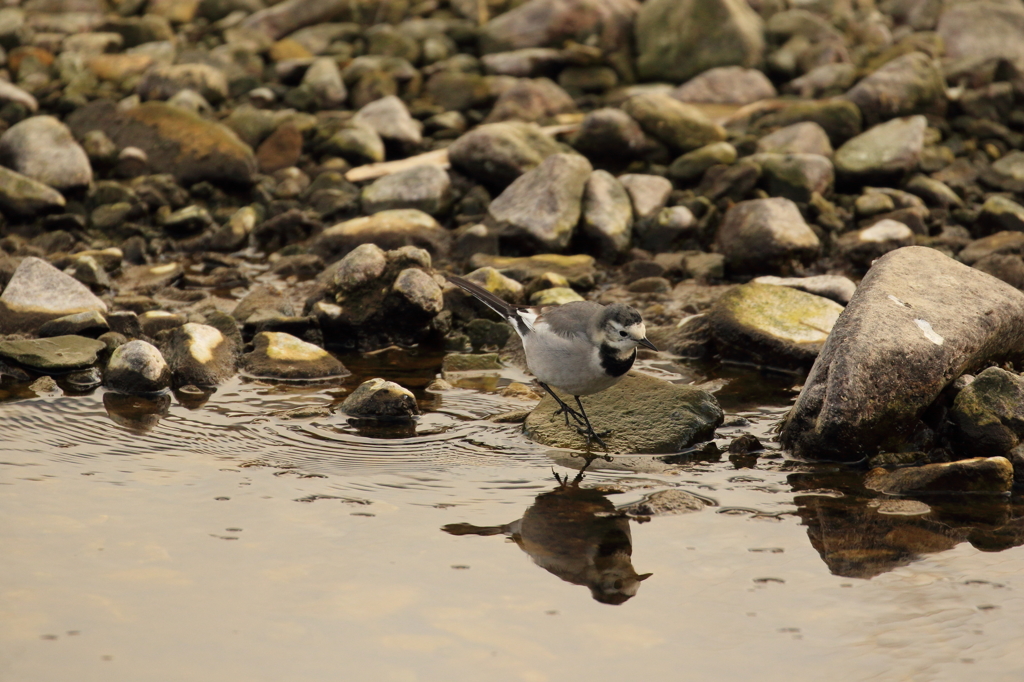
left=444, top=471, right=652, bottom=604
left=103, top=391, right=172, bottom=432
left=791, top=470, right=1024, bottom=579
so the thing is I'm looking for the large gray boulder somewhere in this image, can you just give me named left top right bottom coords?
left=524, top=371, right=723, bottom=454
left=635, top=0, right=765, bottom=83
left=487, top=153, right=592, bottom=252
left=0, top=257, right=107, bottom=334
left=780, top=246, right=1024, bottom=461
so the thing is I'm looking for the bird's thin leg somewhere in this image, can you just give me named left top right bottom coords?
left=536, top=381, right=586, bottom=427
left=573, top=396, right=610, bottom=451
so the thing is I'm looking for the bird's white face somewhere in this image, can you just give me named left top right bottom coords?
left=604, top=320, right=649, bottom=352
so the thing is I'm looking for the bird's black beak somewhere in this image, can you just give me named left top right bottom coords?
left=638, top=337, right=658, bottom=352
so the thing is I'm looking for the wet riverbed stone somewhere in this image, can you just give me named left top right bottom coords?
left=864, top=457, right=1014, bottom=495
left=160, top=323, right=238, bottom=388
left=0, top=116, right=92, bottom=190
left=948, top=367, right=1024, bottom=459
left=0, top=335, right=106, bottom=372
left=38, top=311, right=110, bottom=338
left=360, top=165, right=451, bottom=216
left=715, top=197, right=821, bottom=275
left=834, top=115, right=927, bottom=179
left=523, top=371, right=723, bottom=454
left=752, top=275, right=856, bottom=305
left=0, top=257, right=107, bottom=334
left=0, top=166, right=67, bottom=216
left=707, top=282, right=843, bottom=369
left=635, top=0, right=765, bottom=83
left=780, top=246, right=1024, bottom=461
left=621, top=92, right=727, bottom=154
left=104, top=339, right=171, bottom=395
left=341, top=377, right=419, bottom=419
left=241, top=331, right=348, bottom=381
left=66, top=100, right=257, bottom=186
left=310, top=209, right=450, bottom=263
left=447, top=121, right=563, bottom=189
left=487, top=153, right=592, bottom=253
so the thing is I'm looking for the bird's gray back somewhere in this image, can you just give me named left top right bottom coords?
left=536, top=301, right=603, bottom=339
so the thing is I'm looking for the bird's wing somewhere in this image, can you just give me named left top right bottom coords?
left=447, top=275, right=537, bottom=336
left=535, top=301, right=603, bottom=340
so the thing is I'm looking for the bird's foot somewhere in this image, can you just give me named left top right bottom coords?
left=576, top=425, right=609, bottom=450
left=552, top=404, right=587, bottom=427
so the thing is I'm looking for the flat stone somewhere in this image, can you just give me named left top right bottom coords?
left=487, top=153, right=593, bottom=253
left=707, top=282, right=843, bottom=368
left=66, top=100, right=257, bottom=186
left=837, top=219, right=915, bottom=267
left=960, top=231, right=1024, bottom=266
left=529, top=286, right=585, bottom=305
left=467, top=253, right=597, bottom=288
left=834, top=115, right=927, bottom=177
left=0, top=335, right=106, bottom=371
left=118, top=262, right=183, bottom=294
left=752, top=274, right=856, bottom=305
left=0, top=257, right=107, bottom=334
left=756, top=121, right=833, bottom=157
left=0, top=166, right=66, bottom=216
left=524, top=371, right=723, bottom=454
left=864, top=457, right=1013, bottom=495
left=340, top=377, right=418, bottom=418
left=672, top=66, right=776, bottom=105
left=361, top=165, right=451, bottom=216
left=37, top=310, right=109, bottom=338
left=311, top=209, right=450, bottom=263
left=780, top=246, right=1024, bottom=461
left=621, top=91, right=727, bottom=153
left=0, top=116, right=92, bottom=190
left=241, top=331, right=348, bottom=380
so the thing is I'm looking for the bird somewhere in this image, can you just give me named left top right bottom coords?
left=447, top=275, right=658, bottom=448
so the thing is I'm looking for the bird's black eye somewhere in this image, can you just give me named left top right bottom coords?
left=619, top=330, right=628, bottom=337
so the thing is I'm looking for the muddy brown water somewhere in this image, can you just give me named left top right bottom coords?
left=2, top=353, right=1023, bottom=681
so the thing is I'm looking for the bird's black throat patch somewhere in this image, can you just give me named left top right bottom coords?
left=599, top=344, right=635, bottom=378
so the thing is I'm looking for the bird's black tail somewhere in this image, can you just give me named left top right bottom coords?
left=447, top=275, right=517, bottom=318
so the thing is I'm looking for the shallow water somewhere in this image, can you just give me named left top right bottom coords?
left=2, top=355, right=1023, bottom=682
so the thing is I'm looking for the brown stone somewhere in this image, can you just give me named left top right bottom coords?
left=256, top=123, right=303, bottom=174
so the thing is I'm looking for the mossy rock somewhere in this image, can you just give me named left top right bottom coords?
left=524, top=372, right=723, bottom=454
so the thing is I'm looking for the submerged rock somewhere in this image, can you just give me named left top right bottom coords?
left=103, top=339, right=172, bottom=395
left=341, top=377, right=419, bottom=419
left=864, top=457, right=1013, bottom=495
left=0, top=335, right=106, bottom=372
left=781, top=247, right=1024, bottom=461
left=523, top=371, right=723, bottom=454
left=0, top=257, right=107, bottom=334
left=707, top=283, right=843, bottom=369
left=241, top=331, right=348, bottom=380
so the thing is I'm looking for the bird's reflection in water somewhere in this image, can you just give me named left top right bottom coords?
left=444, top=460, right=652, bottom=604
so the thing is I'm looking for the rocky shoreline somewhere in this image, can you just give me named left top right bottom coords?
left=2, top=0, right=1024, bottom=491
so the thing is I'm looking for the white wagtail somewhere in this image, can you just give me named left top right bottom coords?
left=448, top=275, right=658, bottom=448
